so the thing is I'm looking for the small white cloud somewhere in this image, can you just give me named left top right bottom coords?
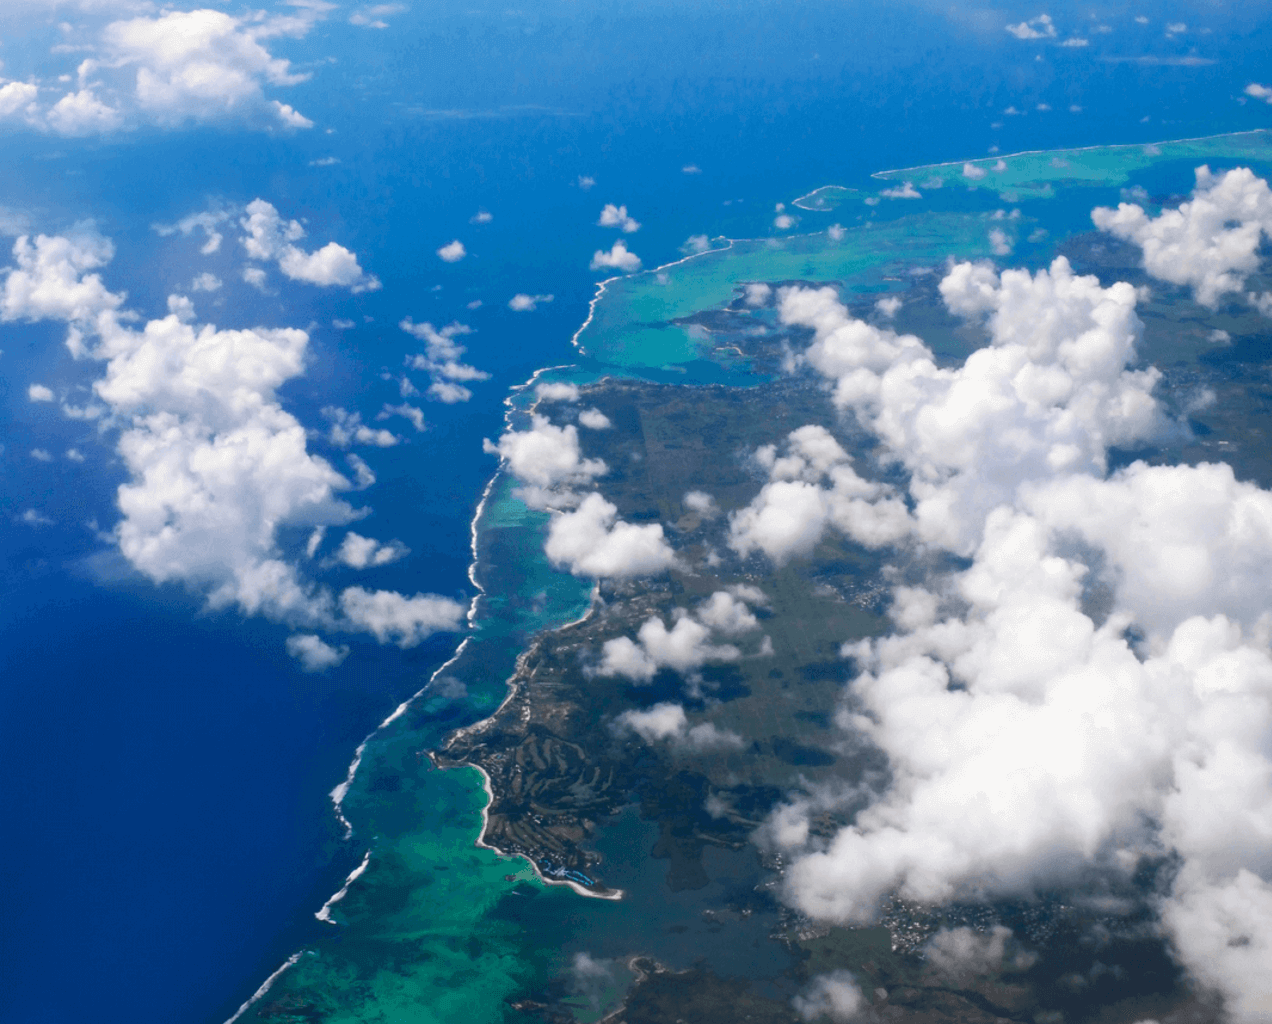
left=1036, top=103, right=1052, bottom=111
left=323, top=406, right=398, bottom=447
left=1061, top=37, right=1090, bottom=47
left=349, top=4, right=407, bottom=29
left=683, top=234, right=710, bottom=254
left=470, top=210, right=493, bottom=224
left=1166, top=21, right=1186, bottom=35
left=379, top=402, right=425, bottom=431
left=614, top=702, right=744, bottom=750
left=827, top=224, right=845, bottom=241
left=774, top=214, right=796, bottom=230
left=28, top=383, right=54, bottom=402
left=590, top=241, right=641, bottom=273
left=682, top=164, right=702, bottom=174
left=598, top=204, right=641, bottom=233
left=154, top=208, right=231, bottom=255
left=745, top=282, right=772, bottom=306
left=31, top=448, right=53, bottom=461
left=536, top=382, right=581, bottom=402
left=509, top=292, right=553, bottom=311
left=428, top=380, right=472, bottom=403
left=400, top=318, right=488, bottom=395
left=466, top=299, right=482, bottom=310
left=191, top=272, right=222, bottom=292
left=1135, top=14, right=1149, bottom=24
left=338, top=587, right=465, bottom=648
left=286, top=633, right=349, bottom=671
left=0, top=81, right=39, bottom=121
left=578, top=408, right=611, bottom=429
left=436, top=239, right=466, bottom=263
left=962, top=162, right=988, bottom=180
left=989, top=228, right=1013, bottom=255
left=880, top=181, right=921, bottom=199
left=346, top=454, right=375, bottom=490
left=545, top=492, right=677, bottom=577
left=1005, top=13, right=1057, bottom=40
left=20, top=508, right=53, bottom=526
left=684, top=490, right=718, bottom=517
left=1245, top=83, right=1272, bottom=104
left=65, top=448, right=85, bottom=462
left=577, top=175, right=596, bottom=190
left=271, top=100, right=313, bottom=129
left=309, top=156, right=340, bottom=167
left=875, top=295, right=902, bottom=318
left=792, top=971, right=867, bottom=1022
left=336, top=531, right=409, bottom=569
left=241, top=199, right=379, bottom=292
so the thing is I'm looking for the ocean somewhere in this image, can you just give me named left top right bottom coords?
left=2, top=2, right=1271, bottom=1021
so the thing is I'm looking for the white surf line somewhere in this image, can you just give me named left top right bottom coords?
left=469, top=762, right=623, bottom=901
left=870, top=127, right=1270, bottom=180
left=329, top=452, right=507, bottom=837
left=315, top=849, right=372, bottom=923
left=569, top=238, right=735, bottom=355
left=221, top=952, right=303, bottom=1024
left=791, top=185, right=859, bottom=211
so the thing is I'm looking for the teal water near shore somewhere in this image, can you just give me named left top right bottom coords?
left=233, top=131, right=1272, bottom=1024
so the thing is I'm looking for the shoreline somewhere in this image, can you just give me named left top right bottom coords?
left=216, top=124, right=1272, bottom=1024
left=869, top=127, right=1269, bottom=179
left=467, top=761, right=624, bottom=901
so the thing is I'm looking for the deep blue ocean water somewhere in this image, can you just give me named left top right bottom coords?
left=3, top=2, right=1272, bottom=1021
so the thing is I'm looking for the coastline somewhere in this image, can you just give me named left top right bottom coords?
left=869, top=126, right=1269, bottom=178
left=222, top=953, right=303, bottom=1024
left=468, top=760, right=624, bottom=901
left=569, top=237, right=734, bottom=354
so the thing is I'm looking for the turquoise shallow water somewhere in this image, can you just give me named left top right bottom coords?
left=235, top=131, right=1272, bottom=1024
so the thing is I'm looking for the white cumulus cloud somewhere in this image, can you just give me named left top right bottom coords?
left=544, top=492, right=677, bottom=578
left=437, top=239, right=466, bottom=262
left=613, top=702, right=744, bottom=751
left=598, top=204, right=641, bottom=233
left=335, top=532, right=409, bottom=569
left=729, top=425, right=911, bottom=563
left=240, top=200, right=380, bottom=292
left=286, top=633, right=349, bottom=672
left=509, top=293, right=553, bottom=311
left=752, top=185, right=1272, bottom=1020
left=590, top=240, right=641, bottom=273
left=0, top=224, right=462, bottom=657
left=339, top=587, right=466, bottom=648
left=1006, top=13, right=1057, bottom=39
left=1093, top=165, right=1272, bottom=308
left=483, top=413, right=607, bottom=509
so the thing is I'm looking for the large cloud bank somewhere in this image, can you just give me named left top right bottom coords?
left=0, top=8, right=322, bottom=135
left=1, top=225, right=463, bottom=661
left=756, top=171, right=1272, bottom=1020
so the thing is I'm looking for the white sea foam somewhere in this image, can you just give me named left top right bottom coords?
left=315, top=849, right=372, bottom=923
left=221, top=952, right=302, bottom=1024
